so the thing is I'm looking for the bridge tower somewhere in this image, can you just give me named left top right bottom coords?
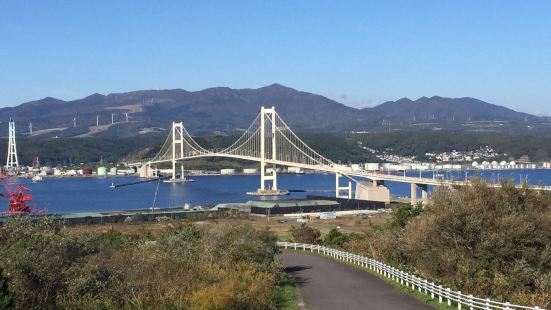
left=6, top=118, right=19, bottom=169
left=259, top=106, right=278, bottom=192
left=171, top=122, right=185, bottom=181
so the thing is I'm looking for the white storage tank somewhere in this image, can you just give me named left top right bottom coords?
left=97, top=166, right=107, bottom=176
left=243, top=168, right=257, bottom=174
left=287, top=167, right=303, bottom=174
left=220, top=168, right=235, bottom=175
left=365, top=163, right=380, bottom=171
left=417, top=165, right=430, bottom=171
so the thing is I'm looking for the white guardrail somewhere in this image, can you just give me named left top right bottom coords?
left=277, top=242, right=541, bottom=310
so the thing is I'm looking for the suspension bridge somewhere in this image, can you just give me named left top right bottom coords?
left=132, top=106, right=551, bottom=204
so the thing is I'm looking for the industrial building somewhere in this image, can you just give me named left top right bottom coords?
left=213, top=197, right=385, bottom=216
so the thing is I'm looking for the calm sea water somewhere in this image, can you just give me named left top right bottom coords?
left=9, top=169, right=551, bottom=214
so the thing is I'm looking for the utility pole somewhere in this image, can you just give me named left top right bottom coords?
left=29, top=121, right=32, bottom=136
left=96, top=115, right=99, bottom=127
left=111, top=113, right=114, bottom=124
left=73, top=117, right=77, bottom=127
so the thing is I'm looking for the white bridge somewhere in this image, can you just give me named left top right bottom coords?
left=135, top=106, right=551, bottom=204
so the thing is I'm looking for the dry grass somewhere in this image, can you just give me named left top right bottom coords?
left=66, top=212, right=391, bottom=242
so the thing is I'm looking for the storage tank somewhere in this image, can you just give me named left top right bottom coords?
left=365, top=163, right=380, bottom=171
left=109, top=167, right=118, bottom=175
left=82, top=167, right=93, bottom=175
left=287, top=167, right=303, bottom=174
left=97, top=166, right=107, bottom=176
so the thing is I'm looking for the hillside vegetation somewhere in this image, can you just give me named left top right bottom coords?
left=0, top=218, right=281, bottom=309
left=342, top=180, right=551, bottom=308
left=4, top=129, right=551, bottom=168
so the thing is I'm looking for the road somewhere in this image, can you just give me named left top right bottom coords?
left=280, top=251, right=433, bottom=310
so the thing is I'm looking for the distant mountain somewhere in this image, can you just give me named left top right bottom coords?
left=366, top=96, right=539, bottom=124
left=0, top=84, right=547, bottom=137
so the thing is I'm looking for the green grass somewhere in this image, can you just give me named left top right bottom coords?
left=273, top=273, right=300, bottom=310
left=282, top=249, right=454, bottom=310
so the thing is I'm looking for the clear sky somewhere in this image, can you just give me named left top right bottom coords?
left=1, top=1, right=550, bottom=114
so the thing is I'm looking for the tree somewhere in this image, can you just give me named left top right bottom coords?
left=389, top=202, right=423, bottom=229
left=289, top=224, right=321, bottom=244
left=0, top=270, right=13, bottom=310
left=323, top=228, right=348, bottom=248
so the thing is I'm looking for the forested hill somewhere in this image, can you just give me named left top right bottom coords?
left=1, top=84, right=549, bottom=138
left=5, top=131, right=551, bottom=167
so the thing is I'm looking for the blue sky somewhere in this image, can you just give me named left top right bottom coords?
left=1, top=1, right=550, bottom=114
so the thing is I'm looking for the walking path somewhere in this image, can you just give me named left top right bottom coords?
left=280, top=251, right=433, bottom=309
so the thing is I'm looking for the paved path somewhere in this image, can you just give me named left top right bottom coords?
left=280, top=251, right=433, bottom=310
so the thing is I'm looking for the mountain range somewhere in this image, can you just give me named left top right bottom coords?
left=1, top=84, right=548, bottom=138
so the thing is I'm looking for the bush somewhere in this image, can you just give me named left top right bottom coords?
left=289, top=224, right=321, bottom=244
left=0, top=270, right=13, bottom=310
left=350, top=179, right=551, bottom=308
left=323, top=228, right=348, bottom=247
left=0, top=217, right=280, bottom=309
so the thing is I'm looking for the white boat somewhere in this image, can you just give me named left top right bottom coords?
left=163, top=178, right=194, bottom=183
left=32, top=175, right=43, bottom=182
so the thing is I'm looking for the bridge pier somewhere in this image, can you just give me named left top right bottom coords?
left=420, top=184, right=428, bottom=206
left=410, top=183, right=418, bottom=206
left=335, top=173, right=352, bottom=199
left=410, top=183, right=429, bottom=206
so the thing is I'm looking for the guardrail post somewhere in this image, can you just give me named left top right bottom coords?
left=469, top=294, right=473, bottom=310
left=447, top=288, right=451, bottom=306
left=303, top=244, right=306, bottom=251
left=423, top=279, right=428, bottom=294
left=430, top=283, right=435, bottom=299
left=457, top=291, right=461, bottom=309
left=294, top=243, right=297, bottom=250
left=439, top=285, right=443, bottom=303
left=485, top=298, right=490, bottom=309
left=504, top=301, right=509, bottom=310
left=417, top=277, right=422, bottom=292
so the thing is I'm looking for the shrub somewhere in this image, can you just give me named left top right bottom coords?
left=323, top=228, right=348, bottom=247
left=0, top=217, right=280, bottom=309
left=289, top=223, right=321, bottom=244
left=350, top=179, right=551, bottom=308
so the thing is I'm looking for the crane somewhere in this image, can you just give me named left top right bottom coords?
left=0, top=173, right=34, bottom=215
